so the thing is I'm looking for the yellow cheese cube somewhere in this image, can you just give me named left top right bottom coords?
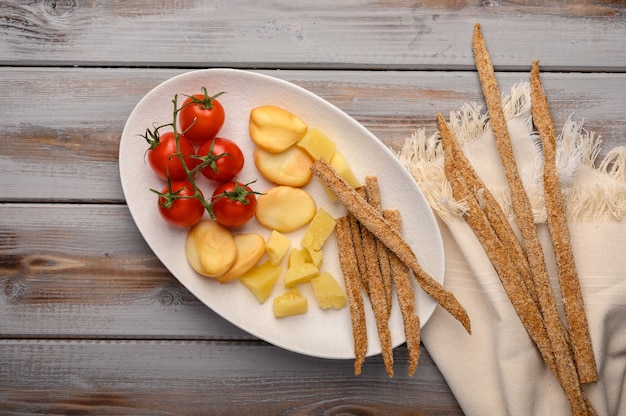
left=330, top=150, right=360, bottom=188
left=311, top=271, right=347, bottom=310
left=297, top=127, right=337, bottom=161
left=301, top=208, right=336, bottom=252
left=305, top=247, right=323, bottom=267
left=238, top=260, right=282, bottom=303
left=287, top=248, right=310, bottom=268
left=284, top=260, right=319, bottom=288
left=273, top=288, right=308, bottom=318
left=266, top=230, right=291, bottom=265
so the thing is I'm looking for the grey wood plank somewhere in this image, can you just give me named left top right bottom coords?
left=0, top=203, right=252, bottom=340
left=0, top=1, right=624, bottom=71
left=0, top=339, right=462, bottom=415
left=1, top=68, right=624, bottom=203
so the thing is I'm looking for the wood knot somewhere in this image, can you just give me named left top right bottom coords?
left=2, top=278, right=26, bottom=302
left=153, top=286, right=185, bottom=306
left=43, top=0, right=77, bottom=17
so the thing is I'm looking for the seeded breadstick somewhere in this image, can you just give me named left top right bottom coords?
left=384, top=209, right=421, bottom=377
left=473, top=24, right=591, bottom=415
left=336, top=215, right=368, bottom=375
left=350, top=187, right=370, bottom=297
left=530, top=61, right=598, bottom=384
left=365, top=176, right=394, bottom=320
left=443, top=114, right=539, bottom=306
left=311, top=158, right=471, bottom=334
left=356, top=186, right=394, bottom=376
left=438, top=113, right=558, bottom=376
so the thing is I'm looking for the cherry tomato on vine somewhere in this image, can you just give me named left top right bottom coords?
left=197, top=137, right=245, bottom=183
left=155, top=181, right=205, bottom=228
left=145, top=131, right=198, bottom=181
left=179, top=88, right=226, bottom=145
left=211, top=181, right=259, bottom=228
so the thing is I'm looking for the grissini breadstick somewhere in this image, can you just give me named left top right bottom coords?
left=384, top=209, right=421, bottom=377
left=350, top=187, right=370, bottom=297
left=530, top=61, right=598, bottom=384
left=336, top=215, right=368, bottom=375
left=444, top=113, right=539, bottom=307
left=473, top=24, right=593, bottom=415
left=438, top=112, right=558, bottom=378
left=366, top=176, right=394, bottom=320
left=356, top=184, right=394, bottom=376
left=311, top=158, right=471, bottom=334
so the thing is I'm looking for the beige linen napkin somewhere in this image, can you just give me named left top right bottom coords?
left=397, top=82, right=626, bottom=416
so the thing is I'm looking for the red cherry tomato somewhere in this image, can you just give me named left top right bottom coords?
left=178, top=88, right=225, bottom=145
left=156, top=181, right=205, bottom=228
left=146, top=131, right=197, bottom=181
left=197, top=137, right=245, bottom=183
left=211, top=181, right=258, bottom=228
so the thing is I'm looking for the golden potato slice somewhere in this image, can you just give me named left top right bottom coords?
left=186, top=220, right=237, bottom=278
left=216, top=233, right=266, bottom=283
left=249, top=105, right=308, bottom=153
left=255, top=186, right=317, bottom=233
left=273, top=288, right=308, bottom=318
left=239, top=260, right=282, bottom=303
left=253, top=145, right=313, bottom=187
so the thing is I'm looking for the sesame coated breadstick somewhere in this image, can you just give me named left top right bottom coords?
left=473, top=24, right=592, bottom=415
left=356, top=186, right=394, bottom=376
left=311, top=158, right=471, bottom=334
left=384, top=209, right=421, bottom=377
left=365, top=176, right=394, bottom=320
left=438, top=112, right=558, bottom=377
left=335, top=215, right=368, bottom=375
left=530, top=61, right=598, bottom=384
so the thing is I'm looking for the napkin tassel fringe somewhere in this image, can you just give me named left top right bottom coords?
left=568, top=146, right=626, bottom=222
left=396, top=81, right=626, bottom=224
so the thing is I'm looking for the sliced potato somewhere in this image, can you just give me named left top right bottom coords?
left=266, top=230, right=291, bottom=266
left=239, top=260, right=282, bottom=303
left=311, top=271, right=347, bottom=310
left=297, top=127, right=337, bottom=161
left=216, top=233, right=266, bottom=283
left=186, top=220, right=237, bottom=278
left=255, top=186, right=317, bottom=233
left=249, top=105, right=308, bottom=153
left=253, top=145, right=313, bottom=187
left=273, top=288, right=308, bottom=318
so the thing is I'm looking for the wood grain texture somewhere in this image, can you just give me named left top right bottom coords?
left=0, top=0, right=624, bottom=70
left=1, top=0, right=625, bottom=414
left=1, top=68, right=624, bottom=203
left=0, top=203, right=252, bottom=340
left=0, top=340, right=462, bottom=415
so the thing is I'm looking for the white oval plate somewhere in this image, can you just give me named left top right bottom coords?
left=119, top=68, right=444, bottom=359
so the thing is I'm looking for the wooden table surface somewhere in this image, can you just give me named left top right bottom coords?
left=1, top=1, right=624, bottom=414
